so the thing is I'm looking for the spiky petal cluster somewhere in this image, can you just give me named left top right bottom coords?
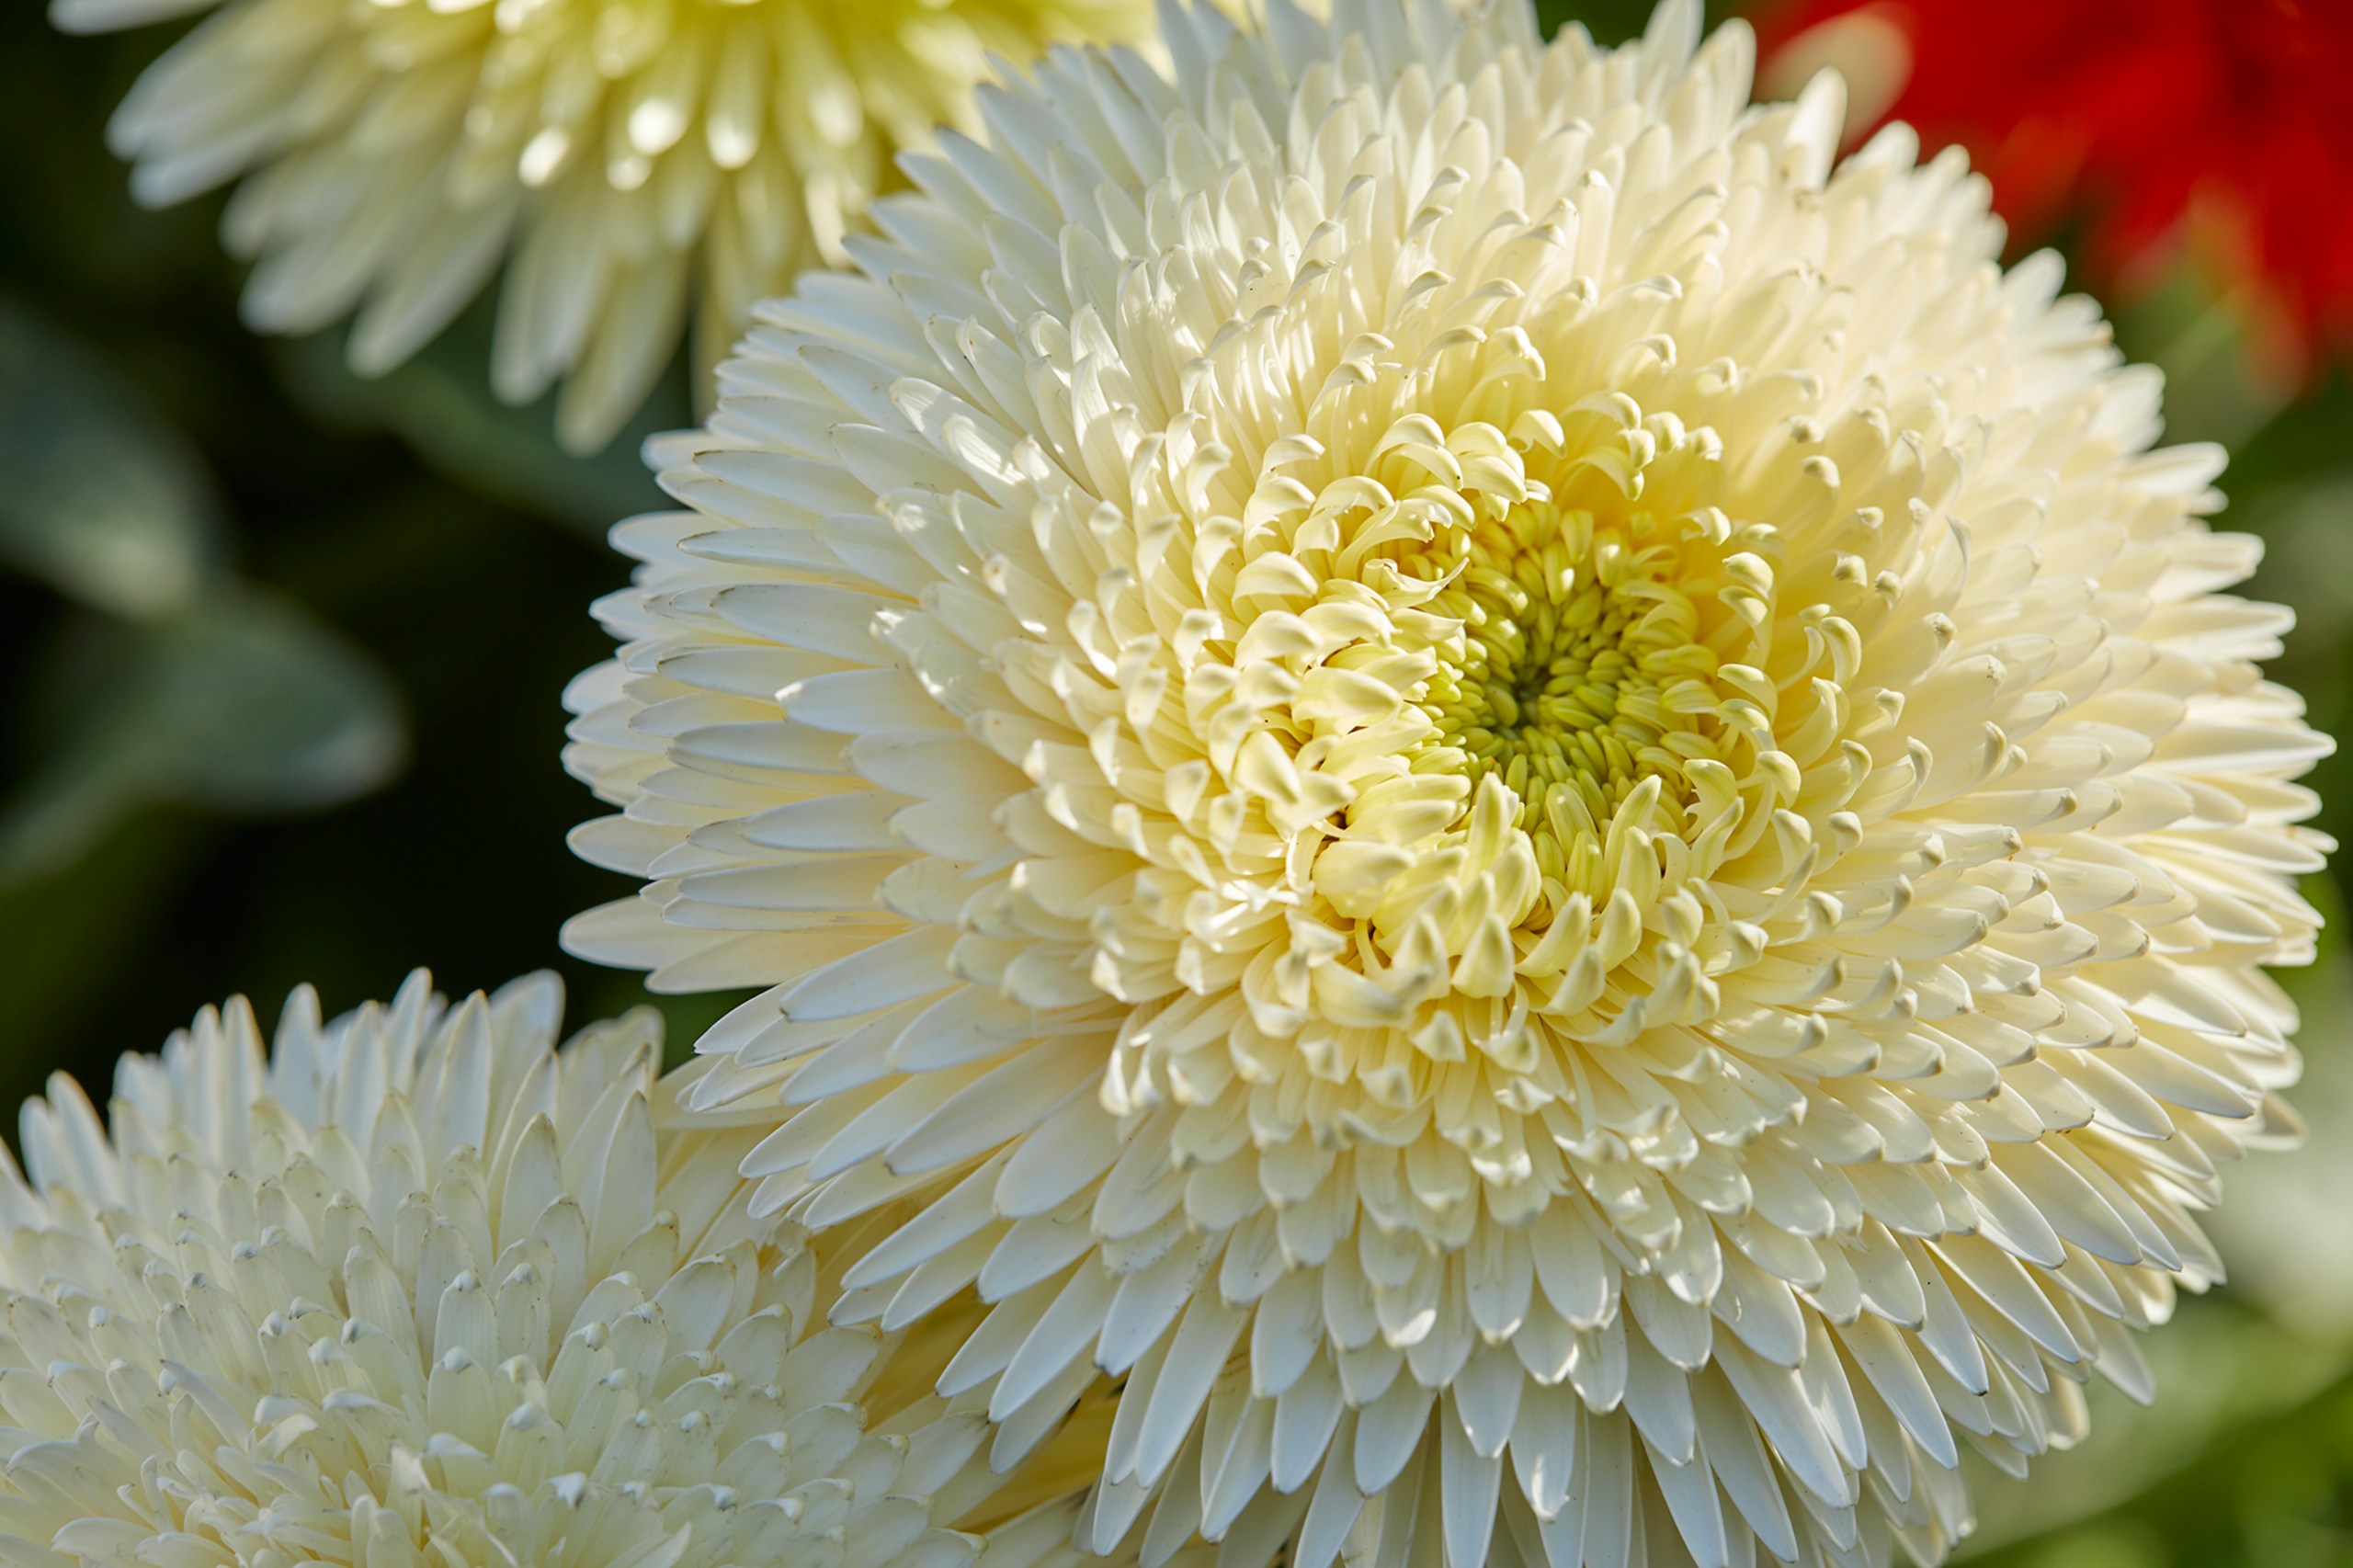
left=562, top=2, right=2331, bottom=1564
left=52, top=0, right=1162, bottom=450
left=0, top=971, right=1050, bottom=1568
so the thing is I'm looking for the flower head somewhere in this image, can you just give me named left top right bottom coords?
left=563, top=1, right=2331, bottom=1562
left=1760, top=0, right=2353, bottom=374
left=54, top=0, right=1167, bottom=450
left=0, top=970, right=1072, bottom=1568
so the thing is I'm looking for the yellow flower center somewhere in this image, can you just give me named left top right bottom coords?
left=1415, top=502, right=1727, bottom=881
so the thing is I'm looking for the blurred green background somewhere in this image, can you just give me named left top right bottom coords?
left=6, top=0, right=2352, bottom=1562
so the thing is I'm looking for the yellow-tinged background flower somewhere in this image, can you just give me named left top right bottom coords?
left=52, top=0, right=1172, bottom=452
left=0, top=969, right=1123, bottom=1568
left=560, top=0, right=2332, bottom=1563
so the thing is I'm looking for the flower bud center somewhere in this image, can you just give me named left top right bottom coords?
left=1416, top=502, right=1727, bottom=874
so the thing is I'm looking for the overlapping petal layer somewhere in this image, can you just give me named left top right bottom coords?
left=564, top=2, right=2332, bottom=1563
left=55, top=0, right=1162, bottom=449
left=0, top=971, right=1109, bottom=1568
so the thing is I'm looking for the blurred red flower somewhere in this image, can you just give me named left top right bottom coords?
left=1758, top=0, right=2353, bottom=370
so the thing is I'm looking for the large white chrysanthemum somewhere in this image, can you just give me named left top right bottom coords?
left=52, top=0, right=1167, bottom=451
left=562, top=2, right=2332, bottom=1563
left=0, top=971, right=1118, bottom=1568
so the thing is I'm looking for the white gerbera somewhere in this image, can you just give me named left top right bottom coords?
left=0, top=971, right=1105, bottom=1568
left=562, top=2, right=2331, bottom=1564
left=52, top=0, right=1168, bottom=451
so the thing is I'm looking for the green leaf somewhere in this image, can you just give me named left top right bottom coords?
left=0, top=588, right=406, bottom=883
left=276, top=292, right=676, bottom=539
left=0, top=299, right=228, bottom=615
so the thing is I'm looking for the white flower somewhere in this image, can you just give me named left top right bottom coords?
left=562, top=2, right=2332, bottom=1563
left=53, top=0, right=1172, bottom=451
left=0, top=970, right=1089, bottom=1568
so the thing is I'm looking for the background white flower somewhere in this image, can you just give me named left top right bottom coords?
left=52, top=0, right=1169, bottom=450
left=0, top=969, right=1093, bottom=1568
left=563, top=1, right=2333, bottom=1563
